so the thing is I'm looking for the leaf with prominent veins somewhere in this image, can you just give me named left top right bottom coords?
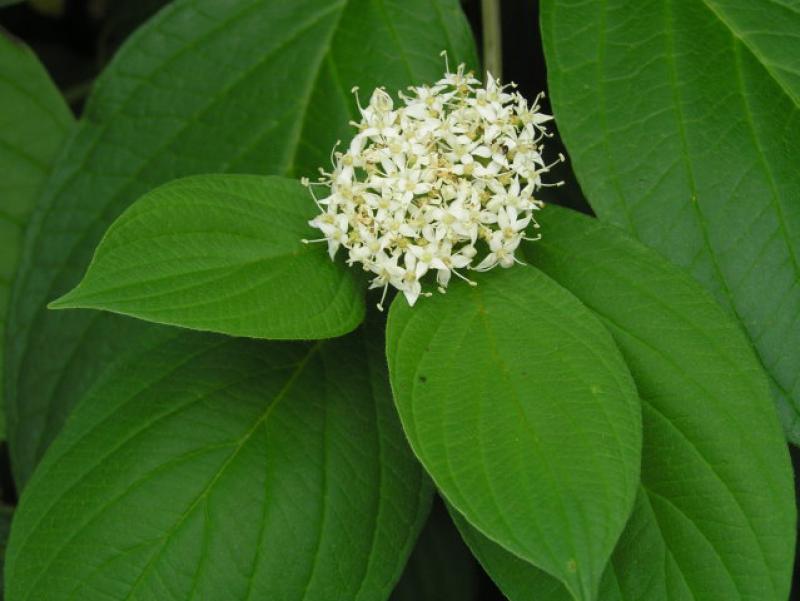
left=541, top=0, right=800, bottom=441
left=50, top=175, right=366, bottom=339
left=0, top=32, right=73, bottom=439
left=443, top=207, right=795, bottom=601
left=386, top=265, right=642, bottom=601
left=4, top=0, right=477, bottom=486
left=6, top=326, right=433, bottom=601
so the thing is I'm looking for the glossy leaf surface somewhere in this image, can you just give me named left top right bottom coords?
left=52, top=175, right=365, bottom=339
left=4, top=0, right=477, bottom=486
left=445, top=207, right=795, bottom=601
left=541, top=0, right=800, bottom=440
left=6, top=328, right=432, bottom=601
left=387, top=266, right=642, bottom=600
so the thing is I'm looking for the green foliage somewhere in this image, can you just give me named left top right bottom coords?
left=51, top=175, right=365, bottom=339
left=0, top=31, right=73, bottom=440
left=6, top=325, right=432, bottom=601
left=541, top=0, right=800, bottom=441
left=444, top=207, right=795, bottom=601
left=2, top=1, right=797, bottom=600
left=531, top=207, right=796, bottom=599
left=386, top=266, right=642, bottom=601
left=3, top=0, right=477, bottom=487
left=391, top=501, right=479, bottom=601
left=450, top=506, right=569, bottom=601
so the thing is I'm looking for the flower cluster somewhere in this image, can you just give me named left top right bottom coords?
left=303, top=55, right=562, bottom=309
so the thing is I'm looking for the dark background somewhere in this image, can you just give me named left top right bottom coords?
left=1, top=1, right=798, bottom=599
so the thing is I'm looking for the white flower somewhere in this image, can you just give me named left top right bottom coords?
left=303, top=54, right=563, bottom=309
left=475, top=231, right=524, bottom=271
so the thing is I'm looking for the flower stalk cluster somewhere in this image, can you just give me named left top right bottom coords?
left=304, top=55, right=562, bottom=309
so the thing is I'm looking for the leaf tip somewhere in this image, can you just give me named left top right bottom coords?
left=47, top=289, right=82, bottom=311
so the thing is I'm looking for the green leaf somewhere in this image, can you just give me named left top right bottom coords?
left=6, top=326, right=433, bottom=601
left=50, top=174, right=365, bottom=339
left=531, top=207, right=796, bottom=599
left=541, top=0, right=800, bottom=441
left=449, top=506, right=570, bottom=601
left=386, top=267, right=642, bottom=601
left=96, top=0, right=169, bottom=61
left=444, top=206, right=795, bottom=601
left=0, top=31, right=73, bottom=441
left=391, top=500, right=479, bottom=601
left=4, top=0, right=477, bottom=487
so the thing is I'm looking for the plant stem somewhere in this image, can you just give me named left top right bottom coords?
left=481, top=0, right=502, bottom=79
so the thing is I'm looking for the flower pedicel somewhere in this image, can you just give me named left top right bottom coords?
left=303, top=54, right=563, bottom=310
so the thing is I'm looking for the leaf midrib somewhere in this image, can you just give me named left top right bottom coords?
left=700, top=0, right=800, bottom=108
left=14, top=335, right=235, bottom=599
left=5, top=0, right=344, bottom=462
left=19, top=342, right=321, bottom=601
left=63, top=244, right=317, bottom=307
left=471, top=296, right=575, bottom=591
left=663, top=0, right=733, bottom=306
left=694, top=0, right=800, bottom=290
left=7, top=0, right=350, bottom=449
left=484, top=281, right=638, bottom=600
left=13, top=0, right=346, bottom=339
left=538, top=249, right=782, bottom=597
left=660, top=0, right=800, bottom=414
left=122, top=342, right=320, bottom=600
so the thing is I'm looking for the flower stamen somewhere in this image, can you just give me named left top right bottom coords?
left=304, top=57, right=562, bottom=307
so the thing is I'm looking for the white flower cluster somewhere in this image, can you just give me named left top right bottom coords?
left=303, top=56, right=562, bottom=310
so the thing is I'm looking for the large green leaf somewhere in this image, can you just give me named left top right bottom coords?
left=51, top=175, right=365, bottom=339
left=0, top=31, right=73, bottom=440
left=449, top=506, right=569, bottom=601
left=386, top=267, right=642, bottom=601
left=391, top=500, right=479, bottom=601
left=4, top=0, right=477, bottom=487
left=6, top=326, right=433, bottom=601
left=446, top=207, right=795, bottom=601
left=541, top=0, right=800, bottom=441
